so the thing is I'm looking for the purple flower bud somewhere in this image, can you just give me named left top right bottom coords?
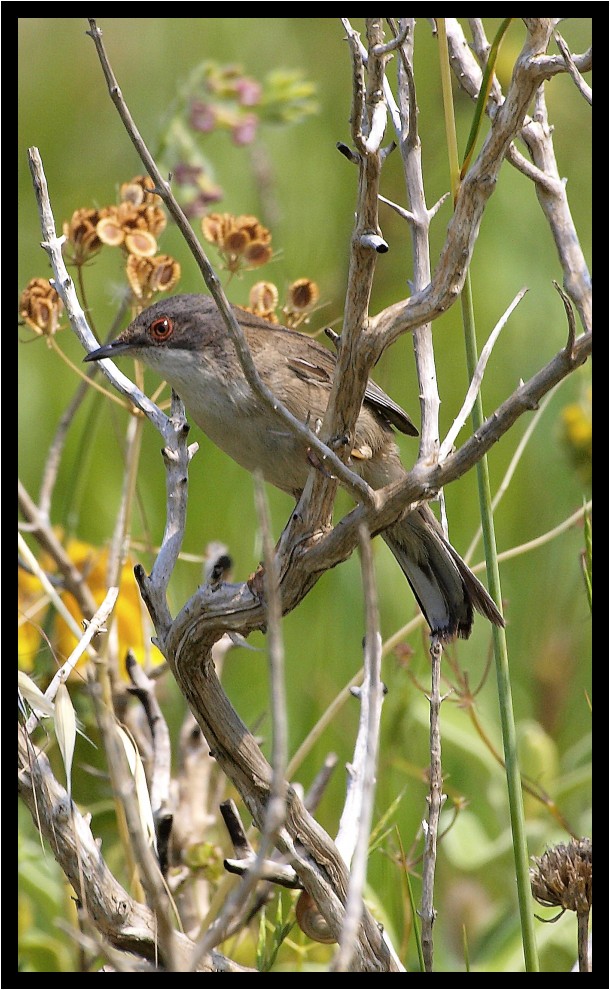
left=183, top=189, right=224, bottom=219
left=190, top=100, right=216, bottom=133
left=172, top=162, right=204, bottom=186
left=235, top=77, right=262, bottom=107
left=231, top=113, right=258, bottom=146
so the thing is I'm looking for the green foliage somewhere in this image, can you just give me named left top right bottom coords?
left=18, top=829, right=78, bottom=972
left=460, top=18, right=513, bottom=177
left=256, top=893, right=296, bottom=972
left=581, top=504, right=592, bottom=611
left=257, top=68, right=319, bottom=124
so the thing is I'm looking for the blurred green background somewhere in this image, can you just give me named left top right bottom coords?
left=18, top=18, right=591, bottom=972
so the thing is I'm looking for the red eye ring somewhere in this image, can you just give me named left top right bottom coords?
left=149, top=316, right=174, bottom=341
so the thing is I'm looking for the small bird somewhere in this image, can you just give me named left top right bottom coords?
left=85, top=294, right=504, bottom=640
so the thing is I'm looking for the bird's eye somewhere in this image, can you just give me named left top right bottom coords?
left=149, top=316, right=174, bottom=341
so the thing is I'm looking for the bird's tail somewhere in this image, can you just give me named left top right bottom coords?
left=383, top=505, right=504, bottom=641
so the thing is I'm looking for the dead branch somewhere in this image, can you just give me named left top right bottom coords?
left=17, top=727, right=254, bottom=973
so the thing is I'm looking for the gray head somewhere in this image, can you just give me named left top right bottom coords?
left=83, top=294, right=228, bottom=364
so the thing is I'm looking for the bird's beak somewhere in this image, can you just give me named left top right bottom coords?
left=83, top=339, right=133, bottom=363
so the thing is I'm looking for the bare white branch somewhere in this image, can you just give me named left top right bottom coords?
left=332, top=525, right=389, bottom=971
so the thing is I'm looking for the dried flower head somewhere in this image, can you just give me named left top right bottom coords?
left=201, top=213, right=272, bottom=274
left=97, top=201, right=166, bottom=258
left=283, top=278, right=320, bottom=328
left=530, top=838, right=592, bottom=916
left=126, top=254, right=181, bottom=301
left=63, top=207, right=104, bottom=265
left=19, top=278, right=64, bottom=339
left=119, top=174, right=160, bottom=208
left=247, top=281, right=279, bottom=322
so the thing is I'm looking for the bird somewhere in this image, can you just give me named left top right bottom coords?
left=85, top=293, right=504, bottom=640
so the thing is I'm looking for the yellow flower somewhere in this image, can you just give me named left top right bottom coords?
left=18, top=538, right=163, bottom=680
left=18, top=568, right=48, bottom=672
left=560, top=387, right=592, bottom=486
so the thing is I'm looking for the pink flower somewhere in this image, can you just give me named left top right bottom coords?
left=172, top=163, right=204, bottom=185
left=231, top=113, right=258, bottom=146
left=189, top=100, right=216, bottom=133
left=235, top=77, right=262, bottom=107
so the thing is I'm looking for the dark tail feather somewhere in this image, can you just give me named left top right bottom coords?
left=383, top=505, right=504, bottom=641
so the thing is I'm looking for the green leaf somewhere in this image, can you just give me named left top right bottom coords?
left=461, top=19, right=513, bottom=178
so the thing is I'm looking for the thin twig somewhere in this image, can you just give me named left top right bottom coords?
left=126, top=654, right=174, bottom=873
left=38, top=293, right=133, bottom=520
left=19, top=477, right=99, bottom=617
left=315, top=17, right=388, bottom=487
left=554, top=31, right=592, bottom=104
left=253, top=472, right=288, bottom=827
left=331, top=523, right=389, bottom=971
left=419, top=638, right=446, bottom=972
left=390, top=19, right=442, bottom=464
left=88, top=679, right=179, bottom=970
left=519, top=88, right=591, bottom=333
left=26, top=149, right=170, bottom=435
left=577, top=908, right=591, bottom=972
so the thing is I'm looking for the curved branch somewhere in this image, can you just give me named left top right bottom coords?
left=154, top=633, right=399, bottom=972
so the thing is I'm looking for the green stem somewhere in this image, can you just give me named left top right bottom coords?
left=461, top=276, right=538, bottom=972
left=437, top=18, right=539, bottom=972
left=461, top=18, right=513, bottom=178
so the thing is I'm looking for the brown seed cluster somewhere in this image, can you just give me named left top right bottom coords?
left=24, top=181, right=318, bottom=334
left=247, top=278, right=320, bottom=329
left=19, top=278, right=64, bottom=338
left=201, top=213, right=272, bottom=275
left=60, top=176, right=181, bottom=303
left=530, top=837, right=592, bottom=915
